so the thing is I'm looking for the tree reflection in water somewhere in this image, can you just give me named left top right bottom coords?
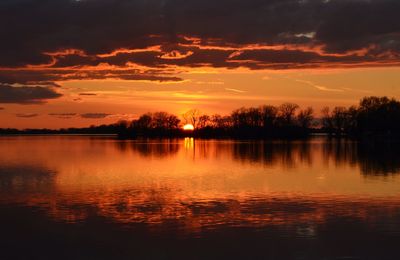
left=0, top=136, right=400, bottom=259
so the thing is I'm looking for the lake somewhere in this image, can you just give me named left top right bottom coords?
left=1, top=136, right=400, bottom=259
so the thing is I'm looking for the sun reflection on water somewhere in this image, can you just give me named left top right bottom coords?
left=0, top=136, right=400, bottom=236
left=184, top=137, right=194, bottom=150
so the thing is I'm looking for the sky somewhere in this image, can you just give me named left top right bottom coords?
left=0, top=0, right=400, bottom=129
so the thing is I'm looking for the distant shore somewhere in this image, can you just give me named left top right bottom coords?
left=2, top=96, right=400, bottom=140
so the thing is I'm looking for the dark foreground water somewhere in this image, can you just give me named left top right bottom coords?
left=1, top=136, right=400, bottom=259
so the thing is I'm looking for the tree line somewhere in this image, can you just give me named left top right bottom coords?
left=1, top=96, right=399, bottom=139
left=116, top=96, right=400, bottom=139
left=321, top=96, right=400, bottom=136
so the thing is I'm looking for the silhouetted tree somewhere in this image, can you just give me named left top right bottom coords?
left=211, top=114, right=223, bottom=128
left=198, top=114, right=210, bottom=129
left=278, top=103, right=299, bottom=126
left=7, top=96, right=400, bottom=139
left=136, top=113, right=152, bottom=129
left=260, top=105, right=278, bottom=129
left=183, top=109, right=201, bottom=128
left=344, top=106, right=358, bottom=134
left=357, top=96, right=400, bottom=134
left=247, top=107, right=262, bottom=127
left=321, top=106, right=334, bottom=134
left=297, top=107, right=314, bottom=129
left=231, top=107, right=249, bottom=128
left=166, top=114, right=180, bottom=129
left=153, top=112, right=169, bottom=129
left=211, top=114, right=232, bottom=129
left=331, top=107, right=348, bottom=135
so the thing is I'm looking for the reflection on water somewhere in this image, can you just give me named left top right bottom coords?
left=0, top=136, right=400, bottom=259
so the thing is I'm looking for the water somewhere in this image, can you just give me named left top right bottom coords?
left=0, top=136, right=400, bottom=259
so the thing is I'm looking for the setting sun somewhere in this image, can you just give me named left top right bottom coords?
left=183, top=124, right=195, bottom=131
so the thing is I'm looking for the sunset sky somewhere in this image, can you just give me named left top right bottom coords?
left=1, top=0, right=399, bottom=129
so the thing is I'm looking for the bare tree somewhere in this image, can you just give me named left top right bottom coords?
left=153, top=112, right=169, bottom=129
left=247, top=107, right=262, bottom=127
left=332, top=107, right=348, bottom=134
left=183, top=109, right=201, bottom=128
left=260, top=105, right=278, bottom=128
left=166, top=114, right=180, bottom=129
left=321, top=106, right=332, bottom=130
left=211, top=114, right=223, bottom=128
left=136, top=113, right=152, bottom=129
left=231, top=107, right=248, bottom=127
left=297, top=107, right=314, bottom=128
left=198, top=114, right=210, bottom=128
left=278, top=103, right=299, bottom=125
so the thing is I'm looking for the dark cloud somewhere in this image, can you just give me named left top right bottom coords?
left=0, top=84, right=62, bottom=104
left=79, top=93, right=97, bottom=96
left=49, top=113, right=77, bottom=119
left=0, top=0, right=399, bottom=85
left=0, top=69, right=181, bottom=86
left=49, top=113, right=77, bottom=116
left=80, top=113, right=111, bottom=119
left=0, top=107, right=4, bottom=110
left=16, top=113, right=39, bottom=118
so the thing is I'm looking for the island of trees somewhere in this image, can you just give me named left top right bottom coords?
left=1, top=96, right=400, bottom=139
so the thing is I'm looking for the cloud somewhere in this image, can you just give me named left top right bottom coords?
left=295, top=79, right=344, bottom=92
left=16, top=113, right=39, bottom=118
left=0, top=84, right=62, bottom=104
left=80, top=113, right=111, bottom=119
left=225, top=88, right=246, bottom=93
left=0, top=107, right=4, bottom=110
left=159, top=50, right=194, bottom=60
left=49, top=113, right=77, bottom=116
left=0, top=69, right=182, bottom=86
left=49, top=113, right=77, bottom=119
left=0, top=0, right=398, bottom=87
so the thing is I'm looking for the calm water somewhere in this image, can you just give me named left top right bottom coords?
left=1, top=136, right=400, bottom=259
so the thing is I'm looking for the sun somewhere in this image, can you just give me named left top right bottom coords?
left=183, top=124, right=194, bottom=131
